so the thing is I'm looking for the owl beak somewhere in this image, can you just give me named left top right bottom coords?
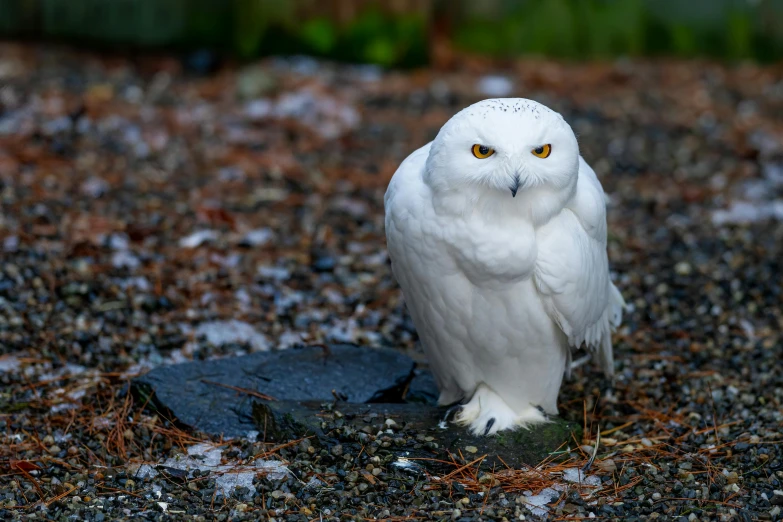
left=510, top=175, right=520, bottom=197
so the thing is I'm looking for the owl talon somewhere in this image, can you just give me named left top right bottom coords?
left=483, top=418, right=496, bottom=436
left=439, top=404, right=463, bottom=428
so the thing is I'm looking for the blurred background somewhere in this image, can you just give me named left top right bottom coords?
left=2, top=0, right=783, bottom=66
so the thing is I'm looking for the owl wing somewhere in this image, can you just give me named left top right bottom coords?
left=384, top=142, right=474, bottom=405
left=534, top=156, right=624, bottom=377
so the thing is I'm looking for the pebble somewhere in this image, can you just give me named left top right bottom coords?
left=596, top=459, right=617, bottom=473
left=674, top=262, right=693, bottom=275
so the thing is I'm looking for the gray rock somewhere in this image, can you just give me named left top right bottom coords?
left=133, top=344, right=415, bottom=438
left=404, top=367, right=440, bottom=404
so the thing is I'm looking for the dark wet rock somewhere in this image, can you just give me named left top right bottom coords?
left=133, top=344, right=415, bottom=437
left=404, top=367, right=440, bottom=404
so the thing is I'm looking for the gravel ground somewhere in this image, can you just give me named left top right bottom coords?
left=1, top=43, right=783, bottom=521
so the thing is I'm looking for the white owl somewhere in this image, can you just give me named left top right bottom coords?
left=384, top=98, right=624, bottom=436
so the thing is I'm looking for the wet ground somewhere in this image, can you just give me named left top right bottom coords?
left=1, top=44, right=782, bottom=520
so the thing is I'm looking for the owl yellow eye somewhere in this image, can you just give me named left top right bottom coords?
left=472, top=144, right=495, bottom=159
left=531, top=144, right=552, bottom=158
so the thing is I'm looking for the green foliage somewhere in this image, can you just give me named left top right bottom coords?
left=727, top=9, right=752, bottom=60
left=449, top=0, right=783, bottom=62
left=233, top=0, right=270, bottom=58
left=1, top=0, right=782, bottom=64
left=341, top=9, right=427, bottom=66
left=575, top=0, right=646, bottom=58
left=300, top=17, right=337, bottom=54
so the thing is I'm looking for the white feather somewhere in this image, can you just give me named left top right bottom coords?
left=384, top=98, right=623, bottom=435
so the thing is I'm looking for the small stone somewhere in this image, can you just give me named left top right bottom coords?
left=641, top=438, right=653, bottom=447
left=652, top=492, right=661, bottom=500
left=740, top=393, right=756, bottom=406
left=459, top=497, right=470, bottom=505
left=331, top=444, right=343, bottom=456
left=674, top=262, right=692, bottom=275
left=270, top=490, right=284, bottom=499
left=312, top=255, right=336, bottom=272
left=465, top=446, right=478, bottom=454
left=596, top=459, right=617, bottom=473
left=48, top=445, right=62, bottom=454
left=479, top=474, right=499, bottom=486
left=726, top=472, right=739, bottom=484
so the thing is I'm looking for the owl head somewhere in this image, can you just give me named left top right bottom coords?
left=424, top=98, right=580, bottom=222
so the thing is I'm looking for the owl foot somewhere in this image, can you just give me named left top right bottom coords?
left=438, top=403, right=463, bottom=429
left=453, top=384, right=550, bottom=436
